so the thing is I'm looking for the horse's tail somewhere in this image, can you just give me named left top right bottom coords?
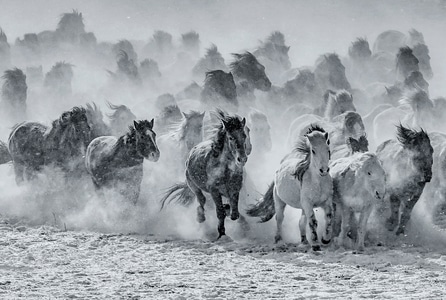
left=246, top=181, right=276, bottom=223
left=160, top=182, right=195, bottom=210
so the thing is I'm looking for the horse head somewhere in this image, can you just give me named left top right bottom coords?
left=2, top=68, right=27, bottom=105
left=315, top=53, right=351, bottom=91
left=348, top=38, right=372, bottom=62
left=396, top=124, right=433, bottom=183
left=412, top=43, right=433, bottom=80
left=182, top=111, right=205, bottom=151
left=351, top=153, right=386, bottom=200
left=396, top=47, right=419, bottom=80
left=58, top=107, right=91, bottom=154
left=230, top=52, right=271, bottom=92
left=304, top=125, right=330, bottom=177
left=346, top=135, right=369, bottom=154
left=133, top=119, right=160, bottom=162
left=325, top=90, right=355, bottom=120
left=108, top=102, right=137, bottom=136
left=86, top=102, right=111, bottom=138
left=203, top=70, right=237, bottom=102
left=248, top=110, right=272, bottom=153
left=216, top=110, right=248, bottom=167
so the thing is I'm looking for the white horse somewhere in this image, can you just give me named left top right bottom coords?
left=330, top=152, right=386, bottom=252
left=247, top=125, right=333, bottom=251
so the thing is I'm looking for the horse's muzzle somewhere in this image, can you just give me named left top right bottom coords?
left=148, top=151, right=160, bottom=162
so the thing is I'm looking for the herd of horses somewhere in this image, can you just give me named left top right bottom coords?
left=1, top=10, right=446, bottom=252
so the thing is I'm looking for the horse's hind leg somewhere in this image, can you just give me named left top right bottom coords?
left=396, top=187, right=424, bottom=235
left=210, top=190, right=226, bottom=239
left=386, top=194, right=401, bottom=231
left=299, top=211, right=308, bottom=244
left=186, top=175, right=207, bottom=223
left=321, top=202, right=333, bottom=245
left=274, top=192, right=286, bottom=244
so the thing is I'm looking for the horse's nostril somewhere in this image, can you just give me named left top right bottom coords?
left=327, top=167, right=330, bottom=173
left=237, top=157, right=241, bottom=163
left=319, top=168, right=323, bottom=173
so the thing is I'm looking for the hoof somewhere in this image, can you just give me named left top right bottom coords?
left=385, top=218, right=397, bottom=231
left=321, top=238, right=331, bottom=245
left=312, top=245, right=321, bottom=251
left=224, top=204, right=230, bottom=217
left=301, top=236, right=309, bottom=245
left=196, top=207, right=206, bottom=223
left=230, top=211, right=240, bottom=221
left=274, top=235, right=282, bottom=244
left=396, top=227, right=405, bottom=236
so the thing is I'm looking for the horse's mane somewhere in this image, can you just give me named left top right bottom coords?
left=86, top=102, right=102, bottom=119
left=413, top=43, right=429, bottom=55
left=0, top=28, right=7, bottom=43
left=2, top=68, right=26, bottom=88
left=399, top=89, right=433, bottom=112
left=205, top=44, right=220, bottom=58
left=209, top=109, right=245, bottom=153
left=397, top=46, right=415, bottom=59
left=266, top=31, right=286, bottom=46
left=112, top=119, right=153, bottom=152
left=324, top=89, right=354, bottom=119
left=203, top=70, right=237, bottom=101
left=316, top=53, right=342, bottom=67
left=396, top=123, right=428, bottom=147
left=182, top=31, right=199, bottom=43
left=230, top=52, right=258, bottom=74
left=57, top=10, right=84, bottom=32
left=159, top=104, right=181, bottom=121
left=51, top=106, right=86, bottom=129
left=349, top=38, right=371, bottom=59
left=107, top=102, right=135, bottom=121
left=153, top=30, right=172, bottom=44
left=166, top=110, right=203, bottom=141
left=292, top=124, right=326, bottom=181
left=341, top=111, right=364, bottom=130
left=408, top=28, right=425, bottom=45
left=284, top=69, right=316, bottom=94
left=46, top=61, right=74, bottom=80
left=113, top=40, right=137, bottom=60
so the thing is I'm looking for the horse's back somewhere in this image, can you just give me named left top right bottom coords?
left=8, top=121, right=47, bottom=162
left=85, top=135, right=117, bottom=174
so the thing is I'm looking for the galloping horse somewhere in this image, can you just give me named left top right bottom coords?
left=247, top=125, right=333, bottom=251
left=8, top=106, right=91, bottom=183
left=0, top=68, right=27, bottom=123
left=376, top=124, right=433, bottom=235
left=161, top=110, right=248, bottom=239
left=85, top=119, right=160, bottom=204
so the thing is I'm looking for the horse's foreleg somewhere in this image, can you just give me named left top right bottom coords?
left=13, top=162, right=25, bottom=185
left=187, top=177, right=206, bottom=223
left=396, top=187, right=424, bottom=235
left=302, top=202, right=319, bottom=251
left=299, top=211, right=308, bottom=244
left=228, top=192, right=240, bottom=221
left=386, top=194, right=401, bottom=231
left=357, top=206, right=373, bottom=252
left=210, top=190, right=226, bottom=239
left=339, top=203, right=352, bottom=248
left=322, top=202, right=333, bottom=245
left=274, top=191, right=286, bottom=244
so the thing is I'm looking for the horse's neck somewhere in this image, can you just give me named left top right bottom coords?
left=113, top=137, right=143, bottom=168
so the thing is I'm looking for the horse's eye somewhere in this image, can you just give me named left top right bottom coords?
left=312, top=150, right=315, bottom=154
left=368, top=172, right=371, bottom=176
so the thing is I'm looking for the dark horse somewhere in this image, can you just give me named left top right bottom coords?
left=1, top=68, right=27, bottom=123
left=161, top=110, right=249, bottom=239
left=85, top=119, right=160, bottom=204
left=200, top=70, right=238, bottom=110
left=376, top=124, right=433, bottom=235
left=8, top=106, right=91, bottom=183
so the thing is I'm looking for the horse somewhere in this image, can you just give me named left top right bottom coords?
left=330, top=152, right=386, bottom=252
left=375, top=124, right=433, bottom=235
left=85, top=119, right=159, bottom=203
left=192, top=44, right=228, bottom=79
left=344, top=38, right=373, bottom=89
left=412, top=43, right=433, bottom=80
left=331, top=135, right=369, bottom=161
left=107, top=102, right=137, bottom=137
left=85, top=102, right=111, bottom=140
left=0, top=68, right=27, bottom=123
left=372, top=29, right=424, bottom=54
left=181, top=31, right=200, bottom=58
left=160, top=110, right=248, bottom=240
left=8, top=106, right=91, bottom=184
left=157, top=110, right=205, bottom=179
left=142, top=30, right=175, bottom=66
left=253, top=31, right=291, bottom=84
left=247, top=110, right=272, bottom=158
left=111, top=40, right=138, bottom=63
left=55, top=9, right=86, bottom=45
left=324, top=90, right=356, bottom=121
left=230, top=52, right=272, bottom=106
left=396, top=47, right=419, bottom=82
left=0, top=139, right=11, bottom=164
left=139, top=58, right=162, bottom=84
left=314, top=53, right=351, bottom=92
left=0, top=28, right=11, bottom=71
left=200, top=70, right=238, bottom=111
left=108, top=50, right=141, bottom=86
left=247, top=125, right=333, bottom=251
left=154, top=104, right=183, bottom=135
left=43, top=61, right=74, bottom=97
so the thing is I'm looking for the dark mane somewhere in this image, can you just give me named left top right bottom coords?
left=209, top=109, right=245, bottom=152
left=2, top=68, right=26, bottom=87
left=266, top=31, right=286, bottom=46
left=397, top=46, right=415, bottom=58
left=396, top=124, right=428, bottom=147
left=205, top=44, right=220, bottom=57
left=57, top=9, right=85, bottom=32
left=202, top=70, right=237, bottom=102
left=167, top=110, right=203, bottom=141
left=349, top=38, right=371, bottom=59
left=0, top=28, right=7, bottom=43
left=107, top=102, right=135, bottom=121
left=182, top=31, right=199, bottom=43
left=52, top=106, right=86, bottom=128
left=230, top=52, right=257, bottom=74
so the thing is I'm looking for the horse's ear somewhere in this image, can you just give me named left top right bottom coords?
left=324, top=132, right=329, bottom=141
left=149, top=118, right=154, bottom=128
left=133, top=120, right=140, bottom=130
left=241, top=117, right=246, bottom=127
left=182, top=112, right=188, bottom=118
left=200, top=111, right=205, bottom=118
